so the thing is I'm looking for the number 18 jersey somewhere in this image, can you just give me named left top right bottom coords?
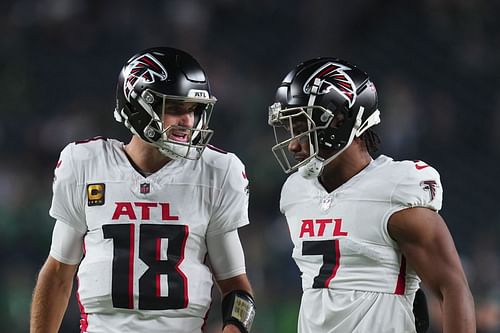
left=49, top=138, right=249, bottom=332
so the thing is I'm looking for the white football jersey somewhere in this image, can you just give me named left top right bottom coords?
left=49, top=137, right=249, bottom=332
left=280, top=155, right=442, bottom=333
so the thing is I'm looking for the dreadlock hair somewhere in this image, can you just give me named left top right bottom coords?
left=361, top=128, right=381, bottom=154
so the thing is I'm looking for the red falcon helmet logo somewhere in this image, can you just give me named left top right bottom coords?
left=303, top=62, right=357, bottom=107
left=123, top=53, right=168, bottom=101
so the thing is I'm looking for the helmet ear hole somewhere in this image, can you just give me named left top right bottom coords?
left=329, top=109, right=347, bottom=129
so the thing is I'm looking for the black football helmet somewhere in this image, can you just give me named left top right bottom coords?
left=268, top=57, right=380, bottom=178
left=114, top=47, right=217, bottom=160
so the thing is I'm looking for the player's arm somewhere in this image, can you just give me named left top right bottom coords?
left=30, top=256, right=78, bottom=333
left=388, top=207, right=475, bottom=333
left=31, top=220, right=85, bottom=333
left=207, top=230, right=255, bottom=333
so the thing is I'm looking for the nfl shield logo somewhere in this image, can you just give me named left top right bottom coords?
left=140, top=183, right=150, bottom=194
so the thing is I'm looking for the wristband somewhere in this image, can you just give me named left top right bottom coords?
left=221, top=290, right=256, bottom=333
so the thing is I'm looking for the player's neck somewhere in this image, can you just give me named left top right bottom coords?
left=318, top=140, right=372, bottom=193
left=124, top=136, right=172, bottom=175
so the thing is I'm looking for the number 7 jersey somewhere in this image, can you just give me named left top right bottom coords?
left=49, top=138, right=249, bottom=329
left=280, top=155, right=442, bottom=294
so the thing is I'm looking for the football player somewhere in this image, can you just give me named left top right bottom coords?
left=268, top=58, right=475, bottom=332
left=30, top=47, right=255, bottom=333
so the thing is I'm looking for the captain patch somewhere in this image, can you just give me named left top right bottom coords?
left=87, top=183, right=105, bottom=206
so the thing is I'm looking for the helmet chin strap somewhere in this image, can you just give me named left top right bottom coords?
left=158, top=145, right=182, bottom=160
left=299, top=157, right=325, bottom=179
left=299, top=106, right=365, bottom=179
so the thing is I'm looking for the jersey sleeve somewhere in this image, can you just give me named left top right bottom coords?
left=207, top=154, right=250, bottom=236
left=49, top=143, right=87, bottom=233
left=391, top=161, right=443, bottom=212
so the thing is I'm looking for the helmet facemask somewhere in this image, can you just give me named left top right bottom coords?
left=269, top=101, right=381, bottom=178
left=116, top=88, right=216, bottom=160
left=268, top=102, right=334, bottom=174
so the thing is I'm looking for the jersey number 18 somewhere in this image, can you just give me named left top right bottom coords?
left=102, top=223, right=189, bottom=310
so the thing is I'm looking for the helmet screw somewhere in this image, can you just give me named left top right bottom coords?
left=143, top=91, right=155, bottom=104
left=145, top=128, right=156, bottom=138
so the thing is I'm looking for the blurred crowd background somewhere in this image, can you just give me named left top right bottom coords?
left=1, top=0, right=499, bottom=332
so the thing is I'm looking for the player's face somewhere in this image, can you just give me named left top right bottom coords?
left=287, top=117, right=311, bottom=162
left=162, top=101, right=198, bottom=143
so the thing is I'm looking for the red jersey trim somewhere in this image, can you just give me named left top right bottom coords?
left=394, top=255, right=406, bottom=295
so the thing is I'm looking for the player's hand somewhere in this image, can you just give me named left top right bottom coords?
left=222, top=324, right=243, bottom=333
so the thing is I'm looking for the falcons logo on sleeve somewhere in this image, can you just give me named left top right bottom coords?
left=420, top=180, right=437, bottom=201
left=123, top=53, right=168, bottom=101
left=303, top=62, right=357, bottom=107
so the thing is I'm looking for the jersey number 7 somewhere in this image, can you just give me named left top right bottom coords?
left=302, top=239, right=341, bottom=288
left=103, top=223, right=189, bottom=310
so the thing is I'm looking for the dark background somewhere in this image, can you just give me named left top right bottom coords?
left=1, top=0, right=499, bottom=332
